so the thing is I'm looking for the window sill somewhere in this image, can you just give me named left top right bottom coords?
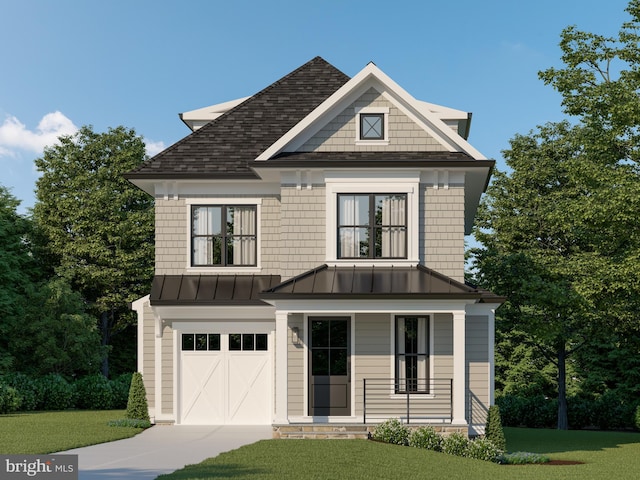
left=186, top=266, right=263, bottom=274
left=355, top=140, right=389, bottom=146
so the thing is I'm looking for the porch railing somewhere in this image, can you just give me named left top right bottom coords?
left=363, top=378, right=453, bottom=424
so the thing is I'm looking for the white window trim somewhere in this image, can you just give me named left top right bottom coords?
left=325, top=176, right=419, bottom=265
left=355, top=106, right=390, bottom=145
left=184, top=198, right=262, bottom=273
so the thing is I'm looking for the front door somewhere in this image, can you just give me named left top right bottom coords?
left=309, top=317, right=350, bottom=416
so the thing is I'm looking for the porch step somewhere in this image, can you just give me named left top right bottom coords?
left=273, top=424, right=374, bottom=439
left=272, top=423, right=469, bottom=439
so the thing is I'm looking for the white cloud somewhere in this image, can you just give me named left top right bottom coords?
left=0, top=111, right=78, bottom=158
left=144, top=139, right=166, bottom=157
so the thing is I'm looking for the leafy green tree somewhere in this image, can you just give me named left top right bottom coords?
left=474, top=1, right=640, bottom=429
left=33, top=126, right=154, bottom=377
left=14, top=278, right=105, bottom=377
left=0, top=186, right=33, bottom=371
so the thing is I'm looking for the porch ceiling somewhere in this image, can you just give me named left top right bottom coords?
left=261, top=264, right=505, bottom=303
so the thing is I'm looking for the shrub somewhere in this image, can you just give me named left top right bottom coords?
left=635, top=405, right=640, bottom=431
left=567, top=395, right=594, bottom=429
left=35, top=374, right=74, bottom=410
left=75, top=374, right=113, bottom=410
left=485, top=405, right=506, bottom=451
left=125, top=372, right=150, bottom=422
left=408, top=426, right=442, bottom=451
left=441, top=432, right=469, bottom=456
left=107, top=418, right=151, bottom=428
left=111, top=373, right=132, bottom=409
left=0, top=383, right=22, bottom=414
left=498, top=452, right=550, bottom=465
left=372, top=418, right=409, bottom=446
left=466, top=438, right=503, bottom=462
left=1, top=373, right=39, bottom=411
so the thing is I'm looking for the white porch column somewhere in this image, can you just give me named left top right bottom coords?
left=452, top=310, right=467, bottom=426
left=274, top=311, right=289, bottom=423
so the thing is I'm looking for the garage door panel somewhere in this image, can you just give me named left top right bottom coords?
left=181, top=354, right=224, bottom=425
left=227, top=353, right=270, bottom=424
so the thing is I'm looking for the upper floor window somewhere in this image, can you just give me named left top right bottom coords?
left=337, top=194, right=406, bottom=259
left=191, top=205, right=256, bottom=267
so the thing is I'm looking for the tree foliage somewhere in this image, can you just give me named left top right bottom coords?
left=33, top=125, right=154, bottom=376
left=473, top=1, right=640, bottom=429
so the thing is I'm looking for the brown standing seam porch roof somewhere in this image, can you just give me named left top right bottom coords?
left=261, top=264, right=505, bottom=303
left=150, top=274, right=281, bottom=306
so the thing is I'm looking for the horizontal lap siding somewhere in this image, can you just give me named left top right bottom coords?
left=354, top=314, right=391, bottom=417
left=142, top=303, right=155, bottom=410
left=466, top=315, right=489, bottom=427
left=433, top=313, right=453, bottom=381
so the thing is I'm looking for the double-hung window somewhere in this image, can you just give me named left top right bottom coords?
left=337, top=194, right=407, bottom=259
left=191, top=205, right=256, bottom=267
left=395, top=316, right=429, bottom=393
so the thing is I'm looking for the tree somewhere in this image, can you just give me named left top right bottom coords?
left=33, top=126, right=154, bottom=377
left=473, top=1, right=640, bottom=429
left=0, top=186, right=37, bottom=372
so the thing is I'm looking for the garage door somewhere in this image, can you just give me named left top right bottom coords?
left=179, top=333, right=272, bottom=425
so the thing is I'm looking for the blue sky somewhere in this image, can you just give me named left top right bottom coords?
left=0, top=0, right=632, bottom=213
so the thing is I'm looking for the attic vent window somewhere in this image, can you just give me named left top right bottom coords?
left=355, top=107, right=389, bottom=144
left=360, top=113, right=384, bottom=140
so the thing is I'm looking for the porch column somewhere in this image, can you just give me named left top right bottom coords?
left=274, top=311, right=289, bottom=424
left=451, top=310, right=467, bottom=426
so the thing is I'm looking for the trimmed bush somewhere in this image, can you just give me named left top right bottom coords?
left=408, top=426, right=442, bottom=451
left=372, top=418, right=409, bottom=446
left=75, top=374, right=113, bottom=410
left=485, top=405, right=506, bottom=451
left=442, top=432, right=469, bottom=456
left=0, top=383, right=22, bottom=414
left=107, top=418, right=151, bottom=428
left=35, top=374, right=74, bottom=410
left=466, top=438, right=502, bottom=462
left=635, top=405, right=640, bottom=431
left=498, top=452, right=550, bottom=465
left=125, top=372, right=150, bottom=422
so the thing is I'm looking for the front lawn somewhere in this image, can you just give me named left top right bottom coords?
left=158, top=428, right=640, bottom=480
left=0, top=410, right=145, bottom=454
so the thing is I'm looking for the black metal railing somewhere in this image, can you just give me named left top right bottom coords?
left=363, top=378, right=453, bottom=424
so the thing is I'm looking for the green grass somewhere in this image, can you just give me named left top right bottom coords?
left=0, top=410, right=146, bottom=454
left=158, top=428, right=640, bottom=480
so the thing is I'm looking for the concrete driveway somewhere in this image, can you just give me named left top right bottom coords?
left=59, top=425, right=273, bottom=480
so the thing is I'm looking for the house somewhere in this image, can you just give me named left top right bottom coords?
left=125, top=57, right=504, bottom=437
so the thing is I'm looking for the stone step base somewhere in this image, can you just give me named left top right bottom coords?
left=272, top=424, right=468, bottom=439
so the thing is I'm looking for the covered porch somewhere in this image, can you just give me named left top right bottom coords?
left=261, top=264, right=504, bottom=436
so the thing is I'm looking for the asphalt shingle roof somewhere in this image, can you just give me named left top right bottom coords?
left=126, top=57, right=350, bottom=179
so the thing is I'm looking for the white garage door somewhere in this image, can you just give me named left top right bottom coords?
left=179, top=333, right=272, bottom=425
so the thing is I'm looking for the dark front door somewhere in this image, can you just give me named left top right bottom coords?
left=309, top=317, right=350, bottom=416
